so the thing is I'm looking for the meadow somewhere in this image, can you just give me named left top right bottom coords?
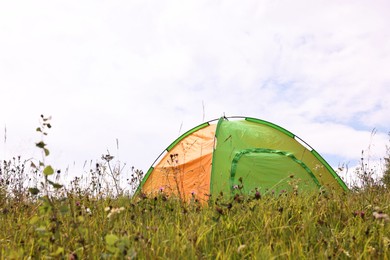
left=0, top=116, right=389, bottom=259
left=1, top=182, right=389, bottom=259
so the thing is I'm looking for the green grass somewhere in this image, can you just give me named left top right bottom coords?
left=0, top=188, right=389, bottom=259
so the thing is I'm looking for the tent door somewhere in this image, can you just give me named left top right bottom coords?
left=230, top=148, right=320, bottom=194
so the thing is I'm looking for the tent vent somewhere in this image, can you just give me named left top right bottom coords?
left=294, top=136, right=313, bottom=151
left=152, top=150, right=168, bottom=167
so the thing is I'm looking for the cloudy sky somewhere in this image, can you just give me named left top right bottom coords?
left=1, top=0, right=389, bottom=183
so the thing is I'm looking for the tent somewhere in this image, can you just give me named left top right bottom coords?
left=137, top=116, right=348, bottom=202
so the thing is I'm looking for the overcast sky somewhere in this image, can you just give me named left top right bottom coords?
left=1, top=0, right=389, bottom=183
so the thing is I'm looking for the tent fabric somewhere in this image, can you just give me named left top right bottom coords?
left=140, top=123, right=216, bottom=202
left=138, top=117, right=348, bottom=202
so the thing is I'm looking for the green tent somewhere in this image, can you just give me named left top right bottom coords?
left=138, top=117, right=348, bottom=202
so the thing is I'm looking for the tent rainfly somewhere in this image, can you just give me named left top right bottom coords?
left=137, top=117, right=348, bottom=202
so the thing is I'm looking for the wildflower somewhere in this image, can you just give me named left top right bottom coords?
left=68, top=252, right=77, bottom=260
left=373, top=212, right=389, bottom=222
left=254, top=189, right=261, bottom=200
left=353, top=210, right=365, bottom=218
left=80, top=205, right=92, bottom=215
left=372, top=206, right=389, bottom=222
left=232, top=185, right=239, bottom=190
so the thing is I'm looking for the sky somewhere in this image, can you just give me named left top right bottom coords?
left=1, top=0, right=389, bottom=185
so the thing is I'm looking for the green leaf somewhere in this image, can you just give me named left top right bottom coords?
left=48, top=180, right=63, bottom=189
left=44, top=148, right=50, bottom=156
left=43, top=165, right=54, bottom=176
left=36, top=141, right=46, bottom=148
left=52, top=183, right=63, bottom=189
left=51, top=247, right=64, bottom=257
left=105, top=234, right=119, bottom=246
left=36, top=127, right=42, bottom=132
left=29, top=187, right=40, bottom=195
left=30, top=161, right=37, bottom=169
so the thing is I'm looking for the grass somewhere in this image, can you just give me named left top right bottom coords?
left=0, top=188, right=389, bottom=259
left=0, top=115, right=389, bottom=259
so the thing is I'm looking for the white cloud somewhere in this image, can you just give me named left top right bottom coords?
left=0, top=0, right=389, bottom=176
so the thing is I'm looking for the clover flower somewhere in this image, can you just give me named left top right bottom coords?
left=373, top=211, right=389, bottom=222
left=353, top=210, right=365, bottom=218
